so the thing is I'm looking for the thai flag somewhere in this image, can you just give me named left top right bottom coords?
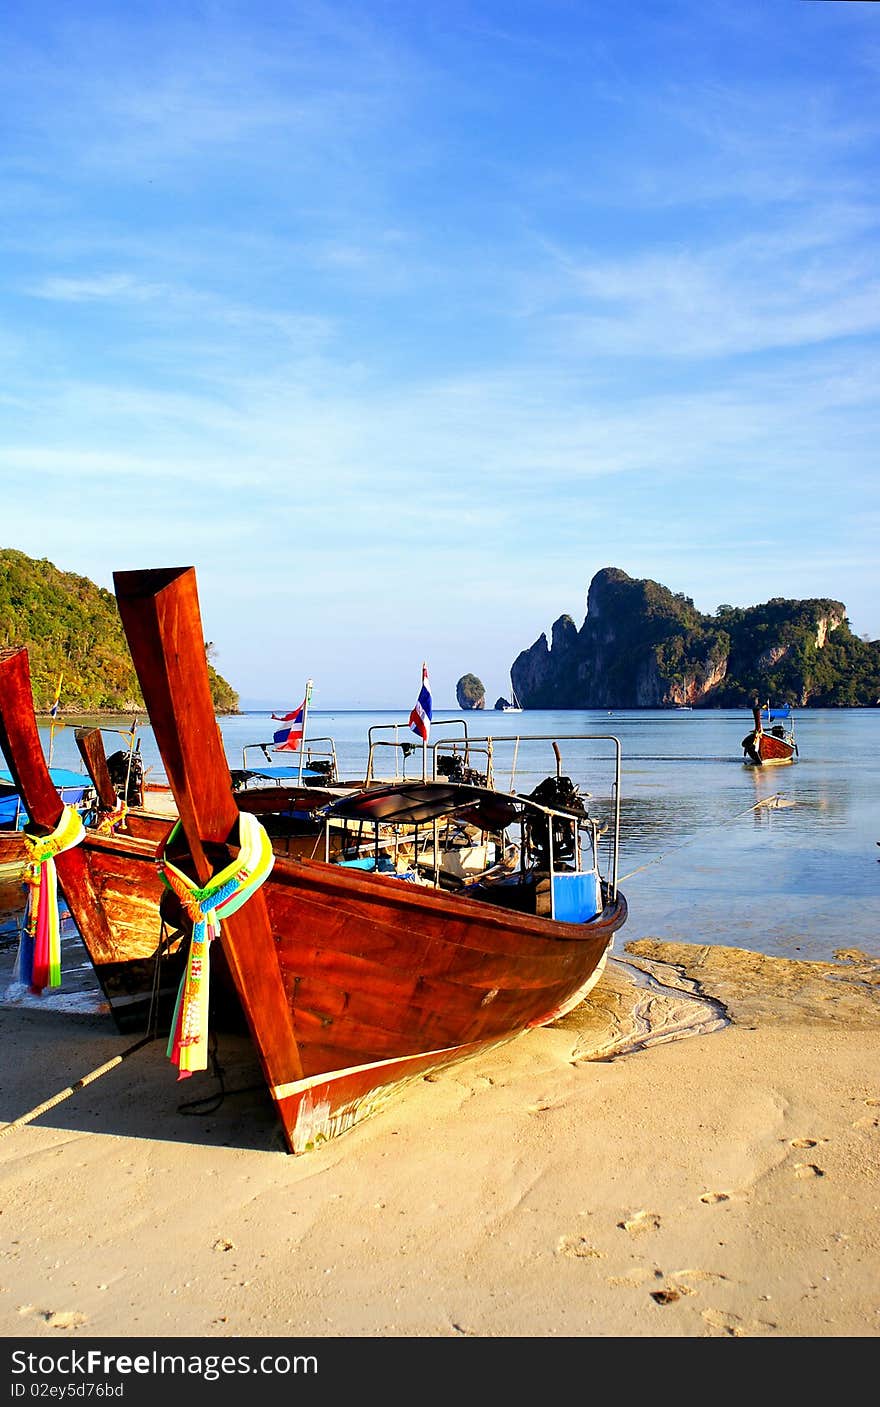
left=408, top=663, right=432, bottom=741
left=272, top=699, right=305, bottom=752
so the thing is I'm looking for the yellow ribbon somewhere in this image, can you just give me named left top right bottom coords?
left=157, top=811, right=274, bottom=1077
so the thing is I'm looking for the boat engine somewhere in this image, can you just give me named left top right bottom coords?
left=106, top=747, right=145, bottom=806
left=523, top=775, right=586, bottom=870
left=437, top=754, right=488, bottom=787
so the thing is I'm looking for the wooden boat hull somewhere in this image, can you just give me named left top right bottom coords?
left=0, top=830, right=25, bottom=882
left=262, top=854, right=621, bottom=1073
left=753, top=734, right=795, bottom=765
left=742, top=728, right=797, bottom=766
left=741, top=703, right=797, bottom=767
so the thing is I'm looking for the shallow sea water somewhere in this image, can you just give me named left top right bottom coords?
left=12, top=706, right=880, bottom=965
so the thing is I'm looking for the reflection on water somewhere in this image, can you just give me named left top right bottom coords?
left=24, top=706, right=880, bottom=964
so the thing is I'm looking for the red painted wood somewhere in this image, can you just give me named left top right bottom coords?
left=112, top=567, right=307, bottom=1142
left=0, top=648, right=129, bottom=965
left=74, top=727, right=118, bottom=811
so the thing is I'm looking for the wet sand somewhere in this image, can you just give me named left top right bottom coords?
left=0, top=937, right=877, bottom=1340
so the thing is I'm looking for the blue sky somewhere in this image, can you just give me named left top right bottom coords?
left=2, top=1, right=878, bottom=709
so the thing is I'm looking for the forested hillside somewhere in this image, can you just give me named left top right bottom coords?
left=0, top=549, right=239, bottom=713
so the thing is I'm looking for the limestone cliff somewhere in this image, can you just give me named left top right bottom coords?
left=510, top=567, right=877, bottom=708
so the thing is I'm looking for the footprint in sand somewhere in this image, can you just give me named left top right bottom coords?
left=556, top=1234, right=604, bottom=1259
left=701, top=1307, right=750, bottom=1336
left=43, top=1305, right=88, bottom=1328
left=17, top=1303, right=88, bottom=1330
left=702, top=1306, right=778, bottom=1336
left=793, top=1162, right=825, bottom=1179
left=651, top=1268, right=728, bottom=1304
left=607, top=1267, right=658, bottom=1288
left=854, top=1099, right=879, bottom=1130
left=672, top=1268, right=728, bottom=1285
left=699, top=1191, right=731, bottom=1204
left=789, top=1137, right=826, bottom=1149
left=617, top=1210, right=661, bottom=1234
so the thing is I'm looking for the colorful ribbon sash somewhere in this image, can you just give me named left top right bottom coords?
left=19, top=805, right=85, bottom=993
left=96, top=799, right=128, bottom=834
left=156, top=812, right=274, bottom=1080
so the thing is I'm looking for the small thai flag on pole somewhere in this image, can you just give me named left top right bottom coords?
left=408, top=663, right=432, bottom=742
left=272, top=681, right=313, bottom=754
left=273, top=701, right=305, bottom=752
left=48, top=673, right=64, bottom=764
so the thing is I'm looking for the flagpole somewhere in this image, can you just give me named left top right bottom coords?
left=297, top=680, right=313, bottom=786
left=48, top=672, right=63, bottom=766
left=421, top=662, right=428, bottom=781
left=123, top=719, right=138, bottom=805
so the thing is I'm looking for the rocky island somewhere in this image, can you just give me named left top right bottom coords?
left=510, top=567, right=880, bottom=709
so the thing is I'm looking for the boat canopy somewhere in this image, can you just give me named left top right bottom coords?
left=230, top=765, right=325, bottom=785
left=0, top=766, right=94, bottom=828
left=762, top=706, right=792, bottom=721
left=322, top=780, right=521, bottom=831
left=0, top=765, right=92, bottom=791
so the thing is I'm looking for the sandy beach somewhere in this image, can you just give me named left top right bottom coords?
left=1, top=938, right=878, bottom=1346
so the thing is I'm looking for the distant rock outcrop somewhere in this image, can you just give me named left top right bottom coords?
left=509, top=567, right=879, bottom=708
left=456, top=673, right=485, bottom=710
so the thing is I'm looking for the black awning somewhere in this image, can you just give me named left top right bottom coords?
left=322, top=780, right=521, bottom=830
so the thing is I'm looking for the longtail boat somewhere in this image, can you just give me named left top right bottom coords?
left=741, top=701, right=798, bottom=767
left=0, top=656, right=188, bottom=1030
left=0, top=566, right=628, bottom=1152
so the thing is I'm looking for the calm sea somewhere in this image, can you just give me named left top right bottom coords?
left=17, top=706, right=880, bottom=964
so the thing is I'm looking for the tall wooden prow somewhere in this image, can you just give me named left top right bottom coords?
left=0, top=647, right=122, bottom=964
left=74, top=727, right=119, bottom=812
left=113, top=566, right=305, bottom=1151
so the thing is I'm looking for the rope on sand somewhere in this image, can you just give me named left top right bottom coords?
left=0, top=1034, right=159, bottom=1141
left=618, top=792, right=792, bottom=883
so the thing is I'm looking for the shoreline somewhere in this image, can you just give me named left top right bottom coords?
left=1, top=940, right=877, bottom=1339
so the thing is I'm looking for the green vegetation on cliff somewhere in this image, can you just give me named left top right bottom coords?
left=0, top=549, right=239, bottom=713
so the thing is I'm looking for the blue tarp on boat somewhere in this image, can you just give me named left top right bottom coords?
left=0, top=767, right=93, bottom=828
left=0, top=766, right=92, bottom=791
left=0, top=793, right=26, bottom=827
